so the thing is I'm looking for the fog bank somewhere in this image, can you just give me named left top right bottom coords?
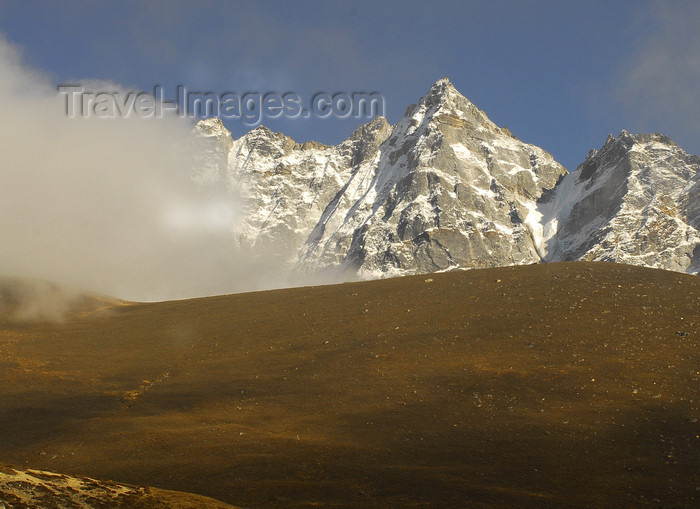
left=0, top=35, right=299, bottom=302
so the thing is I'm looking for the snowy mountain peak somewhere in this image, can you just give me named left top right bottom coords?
left=411, top=78, right=509, bottom=139
left=188, top=78, right=698, bottom=286
left=541, top=131, right=699, bottom=273
left=577, top=131, right=696, bottom=184
left=194, top=117, right=228, bottom=138
left=430, top=76, right=453, bottom=90
left=423, top=76, right=458, bottom=104
left=346, top=115, right=391, bottom=141
left=340, top=115, right=392, bottom=167
left=422, top=77, right=475, bottom=111
left=295, top=79, right=567, bottom=278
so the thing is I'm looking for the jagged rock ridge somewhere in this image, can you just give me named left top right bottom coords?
left=194, top=116, right=392, bottom=270
left=540, top=131, right=699, bottom=274
left=192, top=79, right=699, bottom=279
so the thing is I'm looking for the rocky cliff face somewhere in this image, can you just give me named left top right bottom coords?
left=192, top=79, right=699, bottom=281
left=296, top=78, right=567, bottom=278
left=193, top=116, right=392, bottom=269
left=540, top=131, right=700, bottom=274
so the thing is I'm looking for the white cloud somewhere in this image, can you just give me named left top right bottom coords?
left=0, top=34, right=298, bottom=301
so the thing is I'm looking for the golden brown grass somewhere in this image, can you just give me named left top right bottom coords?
left=1, top=262, right=698, bottom=507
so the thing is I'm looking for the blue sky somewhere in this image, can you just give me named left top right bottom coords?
left=0, top=0, right=698, bottom=170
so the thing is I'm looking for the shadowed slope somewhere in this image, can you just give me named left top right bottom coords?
left=0, top=262, right=699, bottom=507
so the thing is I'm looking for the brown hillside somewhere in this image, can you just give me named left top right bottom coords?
left=0, top=262, right=698, bottom=507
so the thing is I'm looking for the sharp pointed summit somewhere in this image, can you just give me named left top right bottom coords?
left=295, top=78, right=567, bottom=277
left=403, top=78, right=502, bottom=136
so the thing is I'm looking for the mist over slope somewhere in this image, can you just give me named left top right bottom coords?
left=0, top=276, right=118, bottom=323
left=0, top=36, right=306, bottom=302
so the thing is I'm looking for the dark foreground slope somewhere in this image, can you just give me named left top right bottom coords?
left=0, top=262, right=698, bottom=508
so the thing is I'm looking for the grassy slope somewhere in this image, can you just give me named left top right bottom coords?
left=0, top=261, right=699, bottom=507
